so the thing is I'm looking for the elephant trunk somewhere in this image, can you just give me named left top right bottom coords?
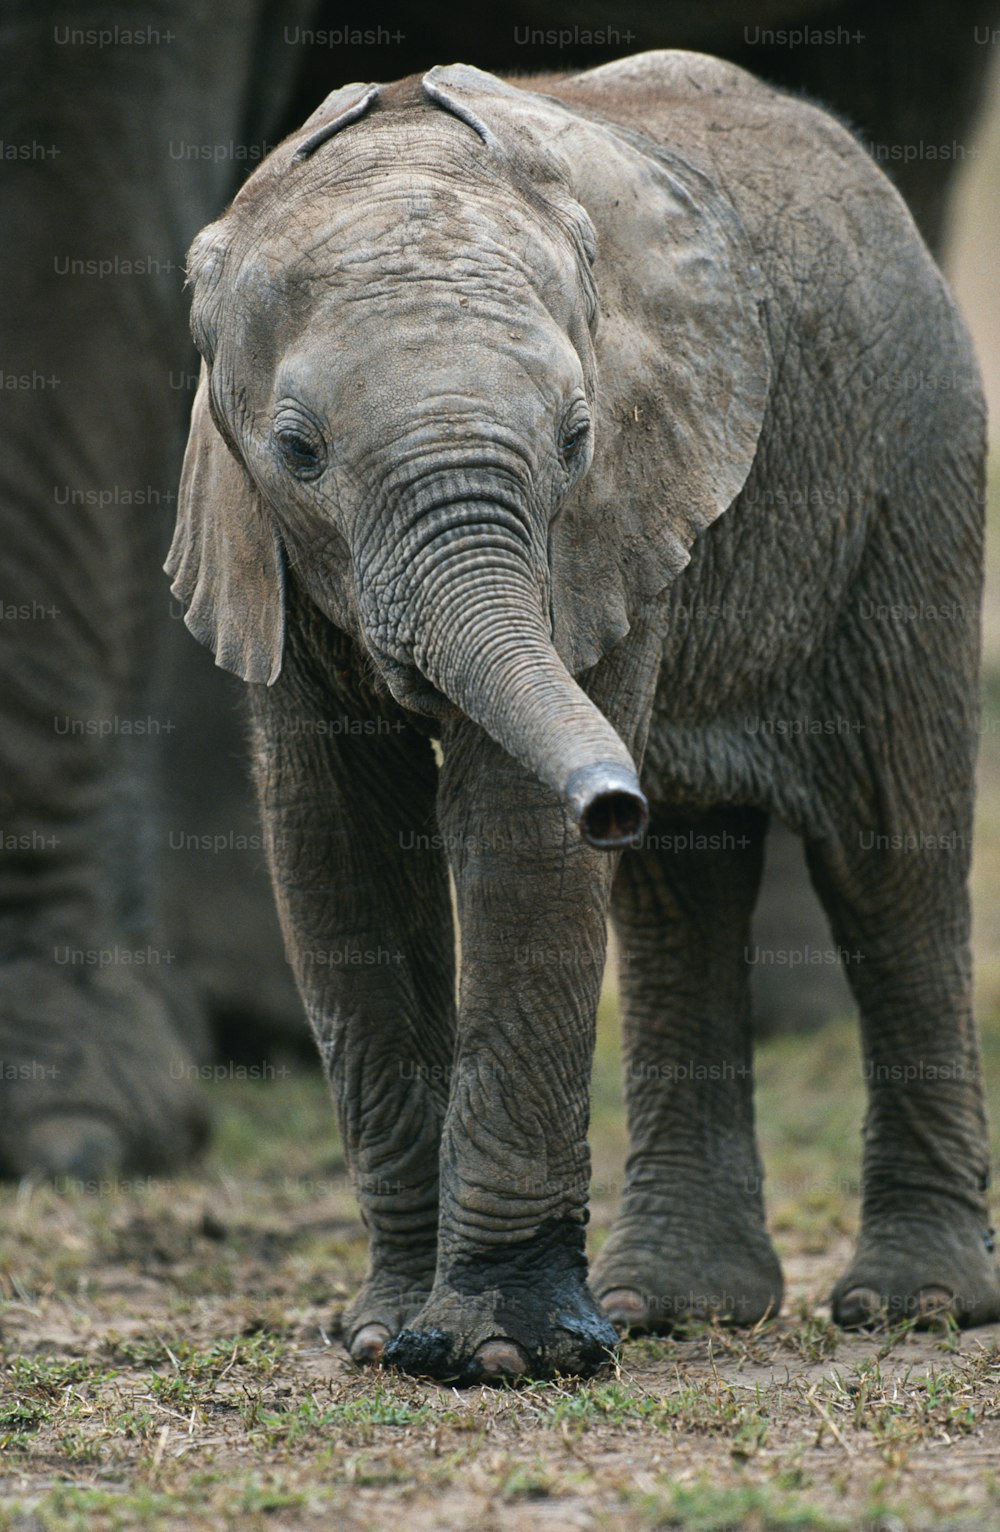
left=395, top=544, right=648, bottom=849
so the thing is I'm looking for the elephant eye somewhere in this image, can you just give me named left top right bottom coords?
left=559, top=414, right=591, bottom=463
left=274, top=407, right=327, bottom=480
left=278, top=431, right=321, bottom=475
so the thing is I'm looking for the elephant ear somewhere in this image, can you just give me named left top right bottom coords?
left=166, top=364, right=285, bottom=685
left=290, top=81, right=380, bottom=161
left=423, top=64, right=771, bottom=674
left=169, top=84, right=382, bottom=683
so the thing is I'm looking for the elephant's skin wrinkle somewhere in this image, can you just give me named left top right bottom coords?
left=167, top=51, right=1000, bottom=1379
left=443, top=1216, right=590, bottom=1296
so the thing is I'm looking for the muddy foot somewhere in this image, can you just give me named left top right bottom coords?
left=383, top=1285, right=618, bottom=1384
left=0, top=957, right=210, bottom=1180
left=381, top=1221, right=619, bottom=1384
left=832, top=1208, right=1000, bottom=1329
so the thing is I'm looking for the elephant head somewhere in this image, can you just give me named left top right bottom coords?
left=167, top=65, right=770, bottom=846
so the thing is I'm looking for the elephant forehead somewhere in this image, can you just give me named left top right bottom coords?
left=275, top=291, right=587, bottom=429
left=303, top=264, right=563, bottom=350
left=231, top=162, right=581, bottom=323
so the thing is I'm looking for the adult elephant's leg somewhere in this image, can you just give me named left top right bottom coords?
left=806, top=826, right=1000, bottom=1326
left=590, top=806, right=783, bottom=1331
left=247, top=633, right=456, bottom=1364
left=156, top=621, right=307, bottom=1063
left=0, top=2, right=314, bottom=1177
left=385, top=622, right=663, bottom=1383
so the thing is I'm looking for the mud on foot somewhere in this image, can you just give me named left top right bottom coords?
left=382, top=1286, right=619, bottom=1384
left=342, top=1270, right=436, bottom=1366
left=379, top=1219, right=620, bottom=1384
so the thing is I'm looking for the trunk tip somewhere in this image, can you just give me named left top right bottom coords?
left=565, top=763, right=648, bottom=850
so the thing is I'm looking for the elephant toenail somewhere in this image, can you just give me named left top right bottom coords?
left=915, top=1287, right=955, bottom=1323
left=350, top=1324, right=391, bottom=1364
left=838, top=1286, right=883, bottom=1327
left=473, top=1339, right=530, bottom=1381
left=598, top=1288, right=648, bottom=1330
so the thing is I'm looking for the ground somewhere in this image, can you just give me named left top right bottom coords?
left=3, top=1019, right=1000, bottom=1532
left=3, top=482, right=1000, bottom=1532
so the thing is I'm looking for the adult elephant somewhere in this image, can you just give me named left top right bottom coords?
left=0, top=0, right=315, bottom=1177
left=1, top=0, right=995, bottom=1177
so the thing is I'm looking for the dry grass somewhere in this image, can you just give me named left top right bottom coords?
left=2, top=1062, right=1000, bottom=1531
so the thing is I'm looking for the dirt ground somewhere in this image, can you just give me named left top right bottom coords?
left=2, top=1016, right=1000, bottom=1532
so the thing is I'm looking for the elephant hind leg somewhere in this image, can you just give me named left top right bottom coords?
left=591, top=804, right=783, bottom=1331
left=804, top=826, right=1000, bottom=1329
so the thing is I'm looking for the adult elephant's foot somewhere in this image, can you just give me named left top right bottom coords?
left=832, top=1201, right=1000, bottom=1329
left=379, top=1222, right=619, bottom=1383
left=591, top=1203, right=784, bottom=1331
left=342, top=1268, right=436, bottom=1366
left=0, top=954, right=210, bottom=1180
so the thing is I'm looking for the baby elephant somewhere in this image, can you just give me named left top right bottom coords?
left=169, top=52, right=999, bottom=1381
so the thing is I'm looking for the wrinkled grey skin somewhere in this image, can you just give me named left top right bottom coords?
left=172, top=49, right=995, bottom=1382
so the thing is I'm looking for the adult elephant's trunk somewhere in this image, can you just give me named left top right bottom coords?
left=378, top=527, right=648, bottom=849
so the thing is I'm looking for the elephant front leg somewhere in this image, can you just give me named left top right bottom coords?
left=383, top=728, right=621, bottom=1384
left=249, top=672, right=456, bottom=1364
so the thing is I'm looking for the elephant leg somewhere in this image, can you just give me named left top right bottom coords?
left=590, top=805, right=783, bottom=1331
left=156, top=621, right=307, bottom=1062
left=384, top=621, right=663, bottom=1384
left=804, top=829, right=1000, bottom=1328
left=0, top=0, right=322, bottom=1179
left=382, top=734, right=619, bottom=1383
left=0, top=52, right=213, bottom=1178
left=0, top=611, right=213, bottom=1182
left=247, top=644, right=456, bottom=1364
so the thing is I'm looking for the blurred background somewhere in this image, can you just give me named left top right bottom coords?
left=950, top=55, right=1000, bottom=1014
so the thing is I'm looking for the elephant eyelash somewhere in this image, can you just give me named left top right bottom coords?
left=559, top=418, right=591, bottom=462
left=273, top=405, right=328, bottom=480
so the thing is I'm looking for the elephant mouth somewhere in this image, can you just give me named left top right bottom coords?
left=371, top=650, right=464, bottom=721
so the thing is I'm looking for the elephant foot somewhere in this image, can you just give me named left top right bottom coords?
left=591, top=1207, right=784, bottom=1331
left=342, top=1268, right=435, bottom=1366
left=383, top=1284, right=618, bottom=1384
left=832, top=1204, right=1000, bottom=1329
left=0, top=954, right=210, bottom=1180
left=18, top=1114, right=126, bottom=1182
left=379, top=1219, right=618, bottom=1384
